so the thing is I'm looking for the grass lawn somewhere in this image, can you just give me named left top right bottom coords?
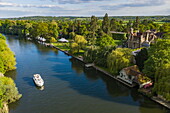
left=73, top=50, right=85, bottom=56
left=52, top=42, right=85, bottom=56
left=154, top=21, right=166, bottom=26
left=52, top=42, right=70, bottom=51
left=115, top=40, right=123, bottom=45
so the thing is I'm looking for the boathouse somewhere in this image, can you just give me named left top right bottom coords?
left=117, top=65, right=152, bottom=88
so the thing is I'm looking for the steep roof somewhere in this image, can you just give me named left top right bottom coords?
left=122, top=65, right=142, bottom=76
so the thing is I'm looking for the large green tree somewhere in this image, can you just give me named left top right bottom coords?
left=107, top=48, right=133, bottom=75
left=102, top=13, right=110, bottom=34
left=143, top=39, right=170, bottom=79
left=0, top=77, right=22, bottom=109
left=135, top=48, right=148, bottom=71
left=89, top=16, right=98, bottom=45
left=70, top=35, right=87, bottom=54
left=96, top=35, right=116, bottom=48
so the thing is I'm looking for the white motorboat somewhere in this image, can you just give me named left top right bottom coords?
left=33, top=74, right=44, bottom=87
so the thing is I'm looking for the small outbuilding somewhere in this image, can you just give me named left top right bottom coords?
left=117, top=65, right=152, bottom=88
left=58, top=38, right=69, bottom=43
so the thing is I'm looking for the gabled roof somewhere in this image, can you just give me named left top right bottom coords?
left=122, top=65, right=142, bottom=76
left=122, top=65, right=152, bottom=85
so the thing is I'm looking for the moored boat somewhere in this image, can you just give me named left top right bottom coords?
left=33, top=74, right=44, bottom=87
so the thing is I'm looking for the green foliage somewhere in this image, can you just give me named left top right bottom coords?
left=84, top=46, right=115, bottom=67
left=142, top=38, right=170, bottom=101
left=69, top=32, right=76, bottom=39
left=110, top=19, right=125, bottom=32
left=0, top=34, right=20, bottom=107
left=102, top=13, right=110, bottom=34
left=0, top=59, right=5, bottom=74
left=102, top=15, right=109, bottom=31
left=112, top=33, right=127, bottom=40
left=153, top=75, right=170, bottom=101
left=96, top=35, right=116, bottom=48
left=48, top=37, right=57, bottom=43
left=160, top=23, right=170, bottom=33
left=135, top=48, right=148, bottom=71
left=0, top=34, right=6, bottom=40
left=70, top=35, right=87, bottom=53
left=0, top=34, right=16, bottom=74
left=69, top=42, right=79, bottom=54
left=84, top=47, right=98, bottom=63
left=48, top=20, right=59, bottom=38
left=143, top=39, right=170, bottom=79
left=0, top=77, right=22, bottom=108
left=107, top=48, right=133, bottom=75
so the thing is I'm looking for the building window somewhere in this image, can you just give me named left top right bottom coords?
left=120, top=73, right=123, bottom=77
left=128, top=75, right=132, bottom=80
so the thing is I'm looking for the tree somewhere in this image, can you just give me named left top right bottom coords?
left=0, top=34, right=16, bottom=73
left=48, top=20, right=59, bottom=38
left=135, top=48, right=148, bottom=71
left=102, top=13, right=110, bottom=34
left=0, top=77, right=22, bottom=108
left=69, top=32, right=76, bottom=39
left=0, top=59, right=5, bottom=74
left=70, top=42, right=79, bottom=54
left=143, top=39, right=170, bottom=79
left=70, top=35, right=87, bottom=54
left=143, top=37, right=170, bottom=101
left=29, top=22, right=48, bottom=39
left=49, top=37, right=57, bottom=43
left=153, top=75, right=170, bottom=101
left=84, top=46, right=115, bottom=68
left=134, top=16, right=140, bottom=30
left=89, top=16, right=98, bottom=45
left=96, top=35, right=116, bottom=48
left=110, top=18, right=117, bottom=31
left=107, top=48, right=133, bottom=75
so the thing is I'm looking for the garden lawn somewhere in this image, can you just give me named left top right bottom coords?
left=52, top=42, right=70, bottom=51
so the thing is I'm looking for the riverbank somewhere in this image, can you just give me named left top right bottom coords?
left=0, top=73, right=9, bottom=113
left=0, top=34, right=22, bottom=113
left=34, top=40, right=170, bottom=110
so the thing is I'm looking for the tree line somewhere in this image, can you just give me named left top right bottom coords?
left=0, top=34, right=21, bottom=112
left=0, top=14, right=167, bottom=43
left=1, top=14, right=170, bottom=101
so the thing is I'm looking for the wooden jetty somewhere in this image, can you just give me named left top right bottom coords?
left=85, top=63, right=94, bottom=68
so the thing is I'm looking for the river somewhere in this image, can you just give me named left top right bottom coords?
left=5, top=35, right=169, bottom=113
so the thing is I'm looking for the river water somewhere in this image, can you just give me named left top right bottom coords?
left=5, top=35, right=169, bottom=113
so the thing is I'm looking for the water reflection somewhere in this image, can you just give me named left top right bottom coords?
left=84, top=68, right=99, bottom=80
left=36, top=86, right=44, bottom=91
left=68, top=57, right=169, bottom=111
left=34, top=42, right=59, bottom=55
left=5, top=70, right=17, bottom=80
left=69, top=58, right=84, bottom=74
left=57, top=58, right=135, bottom=105
left=22, top=77, right=35, bottom=87
left=9, top=99, right=21, bottom=112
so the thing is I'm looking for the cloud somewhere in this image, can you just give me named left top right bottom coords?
left=0, top=2, right=62, bottom=9
left=100, top=0, right=166, bottom=10
left=50, top=0, right=110, bottom=4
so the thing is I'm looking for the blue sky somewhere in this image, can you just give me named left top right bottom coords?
left=0, top=0, right=169, bottom=18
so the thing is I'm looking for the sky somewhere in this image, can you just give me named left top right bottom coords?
left=0, top=0, right=169, bottom=18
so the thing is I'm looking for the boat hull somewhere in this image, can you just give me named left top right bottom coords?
left=33, top=74, right=44, bottom=87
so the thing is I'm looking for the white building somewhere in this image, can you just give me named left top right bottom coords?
left=117, top=65, right=152, bottom=88
left=58, top=38, right=69, bottom=43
